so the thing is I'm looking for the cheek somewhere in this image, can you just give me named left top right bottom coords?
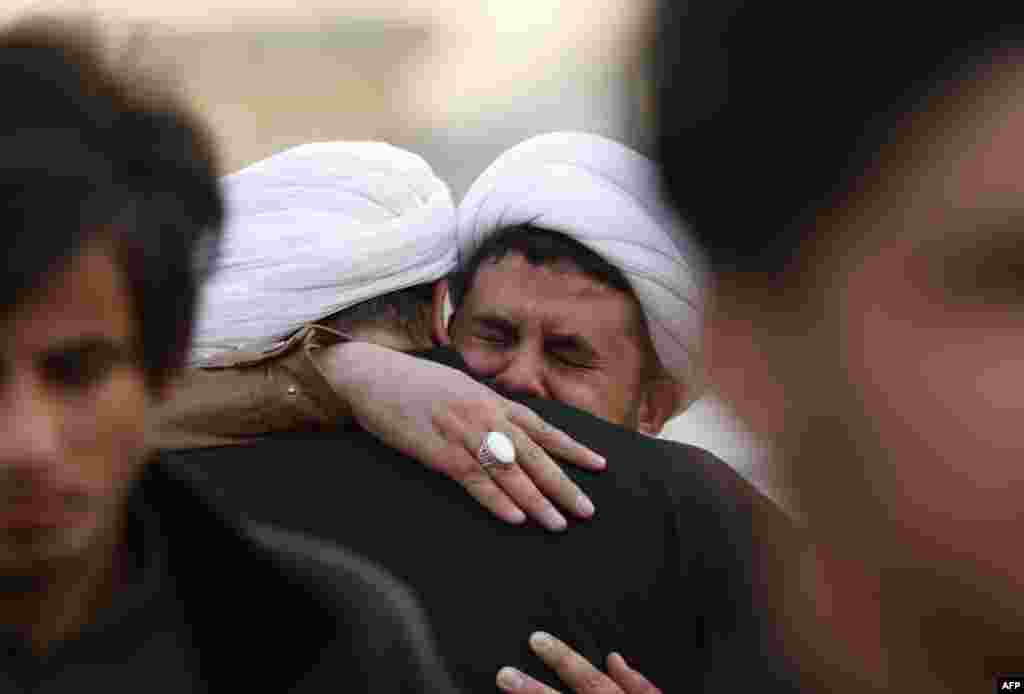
left=857, top=319, right=1024, bottom=494
left=599, top=356, right=650, bottom=421
left=916, top=337, right=1023, bottom=456
left=849, top=292, right=1024, bottom=580
left=452, top=340, right=505, bottom=377
left=63, top=370, right=150, bottom=495
left=547, top=376, right=625, bottom=424
left=450, top=322, right=509, bottom=378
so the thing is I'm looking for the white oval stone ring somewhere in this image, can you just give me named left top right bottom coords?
left=478, top=431, right=516, bottom=470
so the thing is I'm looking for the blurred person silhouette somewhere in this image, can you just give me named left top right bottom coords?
left=500, top=4, right=1024, bottom=693
left=0, top=18, right=461, bottom=693
left=647, top=1, right=1024, bottom=692
left=158, top=140, right=797, bottom=692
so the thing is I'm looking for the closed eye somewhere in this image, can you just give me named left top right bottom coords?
left=546, top=335, right=600, bottom=370
left=475, top=332, right=511, bottom=347
left=552, top=353, right=597, bottom=370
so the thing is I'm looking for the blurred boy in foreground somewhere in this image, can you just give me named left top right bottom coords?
left=656, top=3, right=1024, bottom=692
left=0, top=19, right=457, bottom=692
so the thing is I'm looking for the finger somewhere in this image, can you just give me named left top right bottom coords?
left=430, top=410, right=527, bottom=526
left=496, top=667, right=563, bottom=694
left=606, top=654, right=662, bottom=694
left=445, top=415, right=568, bottom=532
left=485, top=457, right=568, bottom=532
left=507, top=403, right=606, bottom=470
left=456, top=455, right=529, bottom=525
left=529, top=632, right=623, bottom=694
left=506, top=425, right=596, bottom=520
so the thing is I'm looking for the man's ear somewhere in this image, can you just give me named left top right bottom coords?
left=637, top=376, right=683, bottom=436
left=704, top=290, right=789, bottom=440
left=430, top=279, right=452, bottom=346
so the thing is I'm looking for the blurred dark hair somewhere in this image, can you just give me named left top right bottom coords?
left=652, top=1, right=1021, bottom=278
left=323, top=283, right=436, bottom=342
left=0, top=17, right=223, bottom=389
left=449, top=225, right=633, bottom=306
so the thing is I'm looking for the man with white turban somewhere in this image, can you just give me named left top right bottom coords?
left=154, top=140, right=605, bottom=533
left=189, top=140, right=458, bottom=364
left=448, top=131, right=703, bottom=435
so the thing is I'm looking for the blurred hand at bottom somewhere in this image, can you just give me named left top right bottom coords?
left=497, top=632, right=662, bottom=694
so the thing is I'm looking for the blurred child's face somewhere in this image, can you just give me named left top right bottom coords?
left=0, top=242, right=151, bottom=578
left=772, top=56, right=1024, bottom=605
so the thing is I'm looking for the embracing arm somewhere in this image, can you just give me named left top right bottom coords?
left=151, top=327, right=605, bottom=530
left=150, top=324, right=353, bottom=449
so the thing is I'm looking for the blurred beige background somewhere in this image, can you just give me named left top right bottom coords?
left=2, top=0, right=773, bottom=496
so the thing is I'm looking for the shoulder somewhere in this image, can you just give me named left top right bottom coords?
left=247, top=523, right=463, bottom=694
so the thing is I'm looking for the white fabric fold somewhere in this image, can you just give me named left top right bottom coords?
left=190, top=141, right=456, bottom=364
left=457, top=132, right=704, bottom=408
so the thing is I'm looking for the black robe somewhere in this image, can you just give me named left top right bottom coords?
left=167, top=347, right=801, bottom=692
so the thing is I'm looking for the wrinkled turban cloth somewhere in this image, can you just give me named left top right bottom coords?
left=190, top=141, right=456, bottom=364
left=456, top=131, right=704, bottom=409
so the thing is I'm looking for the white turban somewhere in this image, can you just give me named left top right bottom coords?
left=456, top=132, right=704, bottom=408
left=190, top=142, right=456, bottom=364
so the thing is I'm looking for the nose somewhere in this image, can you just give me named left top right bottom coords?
left=493, top=348, right=548, bottom=400
left=0, top=372, right=63, bottom=480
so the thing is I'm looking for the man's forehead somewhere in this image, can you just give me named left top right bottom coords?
left=464, top=252, right=647, bottom=349
left=476, top=252, right=633, bottom=297
left=472, top=252, right=638, bottom=312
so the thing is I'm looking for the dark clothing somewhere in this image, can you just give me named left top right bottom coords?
left=0, top=462, right=460, bottom=693
left=168, top=347, right=802, bottom=692
left=1, top=492, right=201, bottom=693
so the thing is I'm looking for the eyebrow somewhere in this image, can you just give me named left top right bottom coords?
left=474, top=314, right=519, bottom=335
left=36, top=336, right=135, bottom=365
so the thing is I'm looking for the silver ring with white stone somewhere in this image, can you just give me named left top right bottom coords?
left=478, top=431, right=516, bottom=470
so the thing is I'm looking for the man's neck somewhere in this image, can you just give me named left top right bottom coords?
left=346, top=325, right=435, bottom=353
left=0, top=512, right=126, bottom=656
